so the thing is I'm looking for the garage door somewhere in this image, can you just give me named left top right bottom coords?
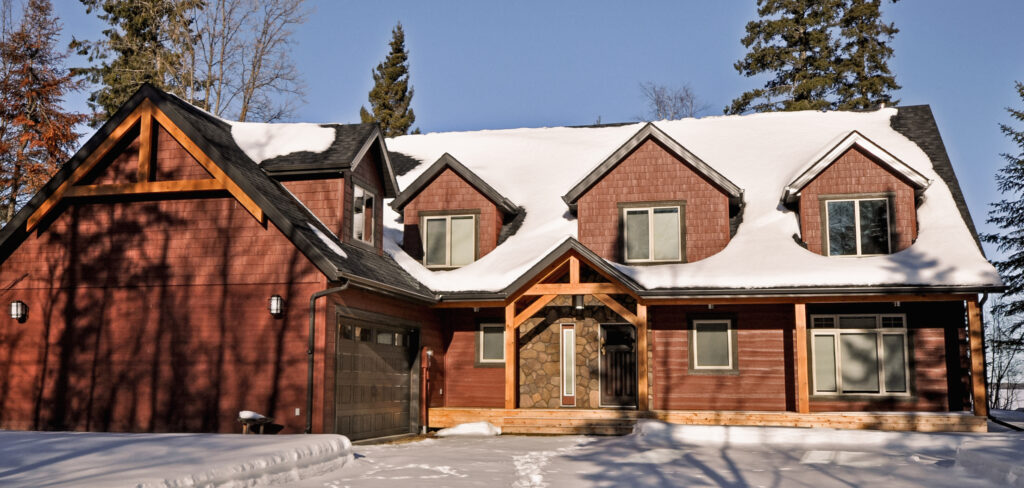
left=335, top=321, right=416, bottom=441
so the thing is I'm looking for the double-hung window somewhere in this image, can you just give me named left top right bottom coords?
left=622, top=204, right=683, bottom=263
left=478, top=323, right=504, bottom=364
left=825, top=197, right=890, bottom=256
left=423, top=214, right=476, bottom=268
left=352, top=184, right=375, bottom=244
left=810, top=314, right=909, bottom=396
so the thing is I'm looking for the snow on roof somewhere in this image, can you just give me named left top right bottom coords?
left=230, top=121, right=335, bottom=164
left=384, top=108, right=1001, bottom=294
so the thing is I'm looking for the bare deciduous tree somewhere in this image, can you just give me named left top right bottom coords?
left=987, top=296, right=1024, bottom=410
left=637, top=82, right=709, bottom=121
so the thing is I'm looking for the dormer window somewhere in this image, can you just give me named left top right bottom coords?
left=825, top=196, right=890, bottom=256
left=424, top=214, right=476, bottom=268
left=353, top=184, right=375, bottom=244
left=621, top=203, right=684, bottom=263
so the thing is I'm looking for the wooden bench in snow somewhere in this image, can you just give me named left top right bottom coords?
left=238, top=410, right=273, bottom=434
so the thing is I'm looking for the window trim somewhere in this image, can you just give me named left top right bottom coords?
left=819, top=193, right=893, bottom=257
left=688, top=316, right=739, bottom=374
left=809, top=313, right=912, bottom=397
left=352, top=182, right=376, bottom=245
left=618, top=200, right=686, bottom=264
left=419, top=209, right=481, bottom=269
left=560, top=323, right=576, bottom=406
left=476, top=322, right=505, bottom=367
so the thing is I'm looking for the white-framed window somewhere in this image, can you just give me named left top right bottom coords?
left=825, top=198, right=890, bottom=256
left=810, top=314, right=910, bottom=396
left=691, top=319, right=734, bottom=370
left=423, top=214, right=476, bottom=268
left=352, top=184, right=375, bottom=244
left=561, top=324, right=576, bottom=404
left=478, top=323, right=504, bottom=364
left=623, top=205, right=682, bottom=263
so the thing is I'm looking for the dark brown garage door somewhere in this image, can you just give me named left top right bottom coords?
left=335, top=322, right=416, bottom=441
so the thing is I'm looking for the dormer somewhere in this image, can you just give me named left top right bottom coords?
left=391, top=153, right=520, bottom=269
left=260, top=123, right=398, bottom=254
left=562, top=123, right=743, bottom=264
left=783, top=131, right=931, bottom=256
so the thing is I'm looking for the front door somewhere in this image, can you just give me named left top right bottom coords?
left=600, top=323, right=637, bottom=407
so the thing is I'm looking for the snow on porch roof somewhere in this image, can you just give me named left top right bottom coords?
left=383, top=107, right=1001, bottom=295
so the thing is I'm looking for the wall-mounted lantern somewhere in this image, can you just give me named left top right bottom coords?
left=10, top=301, right=27, bottom=322
left=269, top=295, right=284, bottom=317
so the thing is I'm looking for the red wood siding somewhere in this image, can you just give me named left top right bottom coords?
left=441, top=309, right=505, bottom=407
left=401, top=168, right=502, bottom=261
left=153, top=126, right=213, bottom=181
left=577, top=138, right=731, bottom=263
left=799, top=146, right=917, bottom=254
left=651, top=305, right=793, bottom=411
left=80, top=135, right=140, bottom=185
left=282, top=178, right=343, bottom=236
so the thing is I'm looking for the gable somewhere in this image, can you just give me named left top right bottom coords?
left=390, top=153, right=519, bottom=215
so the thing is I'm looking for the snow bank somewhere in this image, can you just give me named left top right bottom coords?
left=385, top=109, right=1001, bottom=292
left=957, top=438, right=1024, bottom=487
left=231, top=121, right=335, bottom=164
left=239, top=410, right=267, bottom=420
left=0, top=431, right=353, bottom=488
left=435, top=421, right=502, bottom=437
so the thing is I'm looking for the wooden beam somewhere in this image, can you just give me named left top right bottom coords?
left=967, top=297, right=988, bottom=417
left=66, top=179, right=225, bottom=197
left=505, top=302, right=517, bottom=409
left=593, top=293, right=638, bottom=325
left=569, top=256, right=580, bottom=284
left=27, top=103, right=147, bottom=231
left=522, top=283, right=625, bottom=296
left=513, top=294, right=557, bottom=329
left=150, top=106, right=265, bottom=223
left=636, top=303, right=649, bottom=411
left=431, top=300, right=504, bottom=309
left=645, top=293, right=975, bottom=306
left=506, top=256, right=571, bottom=304
left=794, top=303, right=809, bottom=414
left=137, top=108, right=154, bottom=182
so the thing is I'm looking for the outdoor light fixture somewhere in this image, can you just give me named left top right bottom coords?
left=10, top=301, right=26, bottom=322
left=573, top=295, right=585, bottom=310
left=269, top=295, right=284, bottom=317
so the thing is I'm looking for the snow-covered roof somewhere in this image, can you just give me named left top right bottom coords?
left=384, top=107, right=1002, bottom=295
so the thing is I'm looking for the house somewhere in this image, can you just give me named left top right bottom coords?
left=0, top=85, right=1002, bottom=440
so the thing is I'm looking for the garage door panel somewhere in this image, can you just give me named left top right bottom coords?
left=336, top=321, right=416, bottom=441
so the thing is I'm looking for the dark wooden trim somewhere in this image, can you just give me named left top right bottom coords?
left=617, top=200, right=687, bottom=264
left=817, top=192, right=895, bottom=256
left=686, top=313, right=740, bottom=376
left=418, top=209, right=482, bottom=269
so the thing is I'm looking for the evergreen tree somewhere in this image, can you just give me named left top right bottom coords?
left=360, top=22, right=416, bottom=137
left=835, top=0, right=900, bottom=110
left=727, top=0, right=899, bottom=114
left=71, top=0, right=202, bottom=123
left=0, top=0, right=85, bottom=224
left=984, top=81, right=1024, bottom=338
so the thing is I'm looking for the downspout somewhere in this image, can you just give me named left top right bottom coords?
left=307, top=281, right=350, bottom=434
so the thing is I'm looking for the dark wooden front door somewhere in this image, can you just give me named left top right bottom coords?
left=600, top=323, right=637, bottom=407
left=335, top=322, right=416, bottom=441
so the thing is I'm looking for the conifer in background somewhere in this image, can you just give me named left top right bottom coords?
left=835, top=0, right=900, bottom=109
left=985, top=81, right=1024, bottom=337
left=0, top=0, right=85, bottom=224
left=360, top=22, right=417, bottom=137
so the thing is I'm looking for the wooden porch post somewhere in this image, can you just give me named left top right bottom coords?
left=967, top=296, right=988, bottom=417
left=794, top=303, right=809, bottom=414
left=505, top=301, right=517, bottom=409
left=636, top=303, right=649, bottom=411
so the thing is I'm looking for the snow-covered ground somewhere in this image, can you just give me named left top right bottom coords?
left=2, top=424, right=1021, bottom=487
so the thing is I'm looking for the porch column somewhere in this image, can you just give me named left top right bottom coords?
left=967, top=296, right=988, bottom=417
left=505, top=301, right=517, bottom=409
left=637, top=303, right=649, bottom=411
left=794, top=303, right=809, bottom=414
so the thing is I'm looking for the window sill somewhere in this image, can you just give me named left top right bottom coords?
left=809, top=394, right=916, bottom=402
left=686, top=368, right=740, bottom=376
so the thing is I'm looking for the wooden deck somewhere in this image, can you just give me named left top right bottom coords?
left=428, top=408, right=988, bottom=434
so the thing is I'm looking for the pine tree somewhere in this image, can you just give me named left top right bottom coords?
left=0, top=0, right=85, bottom=224
left=360, top=22, right=416, bottom=137
left=984, top=81, right=1024, bottom=337
left=835, top=0, right=900, bottom=110
left=727, top=0, right=899, bottom=114
left=71, top=0, right=202, bottom=123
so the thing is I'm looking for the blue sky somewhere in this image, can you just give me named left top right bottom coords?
left=51, top=0, right=1024, bottom=257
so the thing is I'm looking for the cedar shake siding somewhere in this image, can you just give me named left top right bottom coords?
left=344, top=150, right=385, bottom=252
left=154, top=126, right=216, bottom=181
left=799, top=146, right=918, bottom=255
left=577, top=138, right=731, bottom=263
left=400, top=168, right=502, bottom=261
left=440, top=309, right=505, bottom=408
left=282, top=178, right=344, bottom=236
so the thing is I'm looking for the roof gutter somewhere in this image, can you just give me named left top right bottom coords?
left=341, top=273, right=438, bottom=304
left=307, top=280, right=350, bottom=434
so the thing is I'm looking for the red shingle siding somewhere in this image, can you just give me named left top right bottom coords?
left=282, top=178, right=343, bottom=236
left=799, top=146, right=917, bottom=254
left=344, top=150, right=385, bottom=252
left=441, top=310, right=505, bottom=407
left=577, top=138, right=731, bottom=263
left=81, top=136, right=140, bottom=185
left=401, top=168, right=502, bottom=260
left=153, top=126, right=213, bottom=181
